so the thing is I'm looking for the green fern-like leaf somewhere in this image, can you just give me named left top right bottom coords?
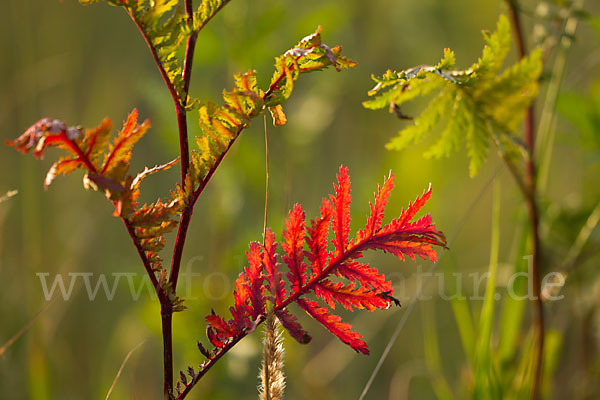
left=364, top=15, right=542, bottom=177
left=194, top=0, right=231, bottom=31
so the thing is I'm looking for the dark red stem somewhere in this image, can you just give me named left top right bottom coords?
left=505, top=2, right=544, bottom=399
left=162, top=310, right=174, bottom=400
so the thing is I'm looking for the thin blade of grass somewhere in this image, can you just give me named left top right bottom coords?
left=562, top=200, right=600, bottom=272
left=105, top=341, right=145, bottom=400
left=511, top=330, right=534, bottom=400
left=0, top=300, right=51, bottom=357
left=473, top=180, right=502, bottom=399
left=498, top=214, right=529, bottom=366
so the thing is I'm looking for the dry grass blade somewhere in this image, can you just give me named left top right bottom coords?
left=105, top=341, right=145, bottom=400
left=0, top=300, right=51, bottom=357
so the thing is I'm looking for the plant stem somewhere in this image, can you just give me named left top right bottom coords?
left=162, top=311, right=174, bottom=400
left=124, top=6, right=195, bottom=397
left=505, top=2, right=544, bottom=399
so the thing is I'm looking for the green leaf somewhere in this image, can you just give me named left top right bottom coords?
left=365, top=14, right=542, bottom=177
left=194, top=0, right=231, bottom=31
left=386, top=87, right=454, bottom=151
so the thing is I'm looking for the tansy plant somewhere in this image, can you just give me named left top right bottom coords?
left=8, top=1, right=446, bottom=399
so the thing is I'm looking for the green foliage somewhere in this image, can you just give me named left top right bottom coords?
left=364, top=15, right=543, bottom=177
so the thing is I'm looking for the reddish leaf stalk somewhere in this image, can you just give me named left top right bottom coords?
left=505, top=2, right=544, bottom=399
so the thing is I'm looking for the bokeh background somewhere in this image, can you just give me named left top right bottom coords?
left=1, top=0, right=599, bottom=399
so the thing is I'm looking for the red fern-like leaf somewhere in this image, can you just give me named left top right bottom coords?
left=337, top=260, right=392, bottom=292
left=203, top=165, right=446, bottom=357
left=306, top=209, right=332, bottom=276
left=244, top=242, right=266, bottom=320
left=262, top=229, right=287, bottom=306
left=315, top=280, right=390, bottom=311
left=297, top=298, right=369, bottom=354
left=366, top=186, right=446, bottom=262
left=358, top=171, right=395, bottom=239
left=328, top=165, right=352, bottom=256
left=281, top=204, right=307, bottom=293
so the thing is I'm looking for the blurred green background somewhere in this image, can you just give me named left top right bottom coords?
left=1, top=0, right=599, bottom=399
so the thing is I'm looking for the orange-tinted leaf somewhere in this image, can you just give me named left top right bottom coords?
left=268, top=105, right=287, bottom=126
left=129, top=198, right=180, bottom=227
left=82, top=118, right=112, bottom=168
left=7, top=118, right=82, bottom=158
left=101, top=109, right=150, bottom=178
left=44, top=157, right=83, bottom=189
